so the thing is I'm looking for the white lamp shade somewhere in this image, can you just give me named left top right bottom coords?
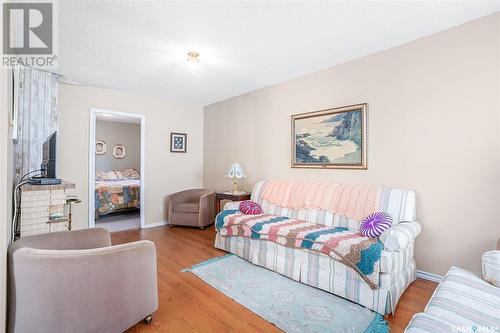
left=226, top=162, right=246, bottom=179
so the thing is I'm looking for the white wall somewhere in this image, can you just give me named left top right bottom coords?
left=95, top=120, right=141, bottom=172
left=58, top=85, right=204, bottom=229
left=204, top=13, right=500, bottom=276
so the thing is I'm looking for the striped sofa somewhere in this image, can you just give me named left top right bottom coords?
left=214, top=180, right=422, bottom=315
left=405, top=266, right=500, bottom=332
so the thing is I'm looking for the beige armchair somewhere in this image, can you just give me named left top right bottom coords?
left=8, top=228, right=158, bottom=333
left=168, top=189, right=215, bottom=229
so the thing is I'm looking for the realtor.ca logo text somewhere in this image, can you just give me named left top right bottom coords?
left=2, top=1, right=58, bottom=68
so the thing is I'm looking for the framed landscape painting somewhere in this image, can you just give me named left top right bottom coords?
left=291, top=104, right=368, bottom=169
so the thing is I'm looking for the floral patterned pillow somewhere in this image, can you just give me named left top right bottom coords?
left=114, top=168, right=140, bottom=180
left=95, top=170, right=119, bottom=181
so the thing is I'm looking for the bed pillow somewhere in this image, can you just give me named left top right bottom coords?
left=239, top=200, right=263, bottom=215
left=115, top=168, right=140, bottom=180
left=360, top=212, right=392, bottom=238
left=95, top=170, right=118, bottom=181
left=95, top=170, right=106, bottom=181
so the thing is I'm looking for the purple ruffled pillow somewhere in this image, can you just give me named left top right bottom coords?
left=360, top=212, right=393, bottom=238
left=239, top=200, right=263, bottom=215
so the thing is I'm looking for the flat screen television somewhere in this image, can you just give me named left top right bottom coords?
left=41, top=131, right=57, bottom=178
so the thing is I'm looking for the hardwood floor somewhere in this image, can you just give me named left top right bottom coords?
left=112, top=225, right=437, bottom=333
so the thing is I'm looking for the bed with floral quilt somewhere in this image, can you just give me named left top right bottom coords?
left=95, top=169, right=140, bottom=217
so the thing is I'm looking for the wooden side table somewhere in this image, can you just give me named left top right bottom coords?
left=215, top=192, right=251, bottom=213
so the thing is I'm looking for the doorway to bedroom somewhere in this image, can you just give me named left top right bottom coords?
left=89, top=109, right=145, bottom=231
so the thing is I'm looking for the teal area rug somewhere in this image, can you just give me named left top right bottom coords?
left=182, top=254, right=389, bottom=333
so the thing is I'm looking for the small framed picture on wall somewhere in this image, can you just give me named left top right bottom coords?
left=170, top=132, right=187, bottom=153
left=113, top=144, right=127, bottom=159
left=95, top=140, right=107, bottom=155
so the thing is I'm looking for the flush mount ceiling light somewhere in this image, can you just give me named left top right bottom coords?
left=187, top=51, right=200, bottom=63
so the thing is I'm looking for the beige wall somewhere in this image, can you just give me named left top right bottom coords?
left=204, top=13, right=500, bottom=276
left=95, top=120, right=141, bottom=172
left=58, top=85, right=204, bottom=229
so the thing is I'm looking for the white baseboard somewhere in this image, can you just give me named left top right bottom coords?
left=416, top=270, right=443, bottom=283
left=142, top=220, right=168, bottom=229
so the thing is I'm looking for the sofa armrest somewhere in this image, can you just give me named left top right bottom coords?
left=380, top=221, right=422, bottom=251
left=9, top=240, right=158, bottom=332
left=223, top=201, right=242, bottom=211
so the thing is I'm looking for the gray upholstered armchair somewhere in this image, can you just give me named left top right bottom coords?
left=168, top=189, right=215, bottom=229
left=8, top=228, right=158, bottom=333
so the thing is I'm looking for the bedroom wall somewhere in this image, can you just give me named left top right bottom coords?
left=203, top=13, right=500, bottom=276
left=95, top=120, right=141, bottom=172
left=58, top=85, right=204, bottom=229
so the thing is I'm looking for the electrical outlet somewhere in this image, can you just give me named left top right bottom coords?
left=159, top=205, right=163, bottom=212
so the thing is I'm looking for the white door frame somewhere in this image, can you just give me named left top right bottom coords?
left=88, top=108, right=146, bottom=229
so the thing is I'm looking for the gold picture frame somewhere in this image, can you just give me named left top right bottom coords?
left=291, top=103, right=368, bottom=169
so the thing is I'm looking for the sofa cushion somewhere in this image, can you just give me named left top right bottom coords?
left=174, top=203, right=199, bottom=213
left=258, top=202, right=362, bottom=230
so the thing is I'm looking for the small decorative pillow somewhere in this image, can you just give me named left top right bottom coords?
left=239, top=200, right=263, bottom=215
left=115, top=168, right=140, bottom=180
left=96, top=170, right=118, bottom=181
left=360, top=212, right=393, bottom=238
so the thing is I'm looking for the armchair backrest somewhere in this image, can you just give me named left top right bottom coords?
left=8, top=228, right=111, bottom=255
left=169, top=188, right=214, bottom=204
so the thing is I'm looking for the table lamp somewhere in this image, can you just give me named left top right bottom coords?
left=226, top=162, right=246, bottom=194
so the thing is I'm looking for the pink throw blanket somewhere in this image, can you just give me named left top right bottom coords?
left=260, top=180, right=379, bottom=221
